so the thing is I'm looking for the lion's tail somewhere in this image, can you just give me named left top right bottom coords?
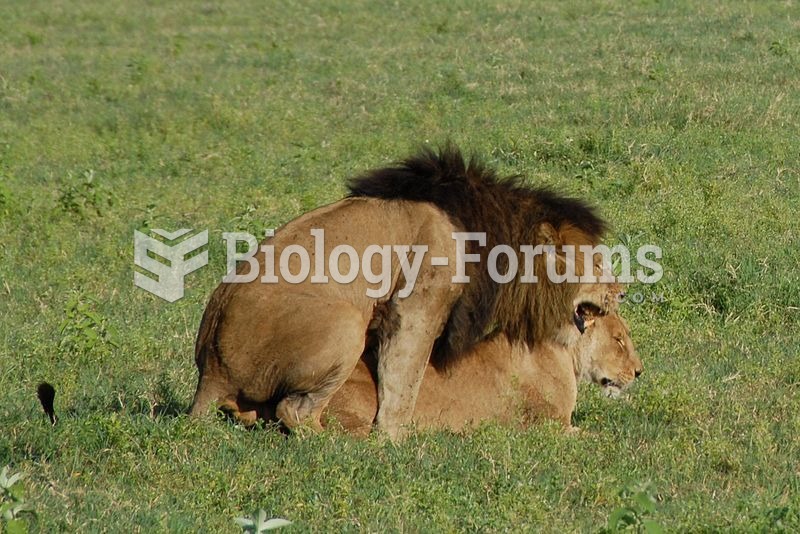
left=37, top=382, right=58, bottom=425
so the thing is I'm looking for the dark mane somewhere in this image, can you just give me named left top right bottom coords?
left=348, top=146, right=606, bottom=366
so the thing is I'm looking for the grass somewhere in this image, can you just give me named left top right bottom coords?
left=1, top=0, right=799, bottom=531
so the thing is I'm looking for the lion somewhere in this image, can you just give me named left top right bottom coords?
left=189, top=146, right=611, bottom=439
left=324, top=311, right=643, bottom=436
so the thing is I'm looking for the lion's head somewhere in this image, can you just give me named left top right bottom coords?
left=575, top=312, right=642, bottom=398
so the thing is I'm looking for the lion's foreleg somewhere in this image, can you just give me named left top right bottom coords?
left=373, top=287, right=457, bottom=440
left=374, top=341, right=431, bottom=440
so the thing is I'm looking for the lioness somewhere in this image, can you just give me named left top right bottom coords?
left=325, top=312, right=642, bottom=435
left=190, top=147, right=610, bottom=439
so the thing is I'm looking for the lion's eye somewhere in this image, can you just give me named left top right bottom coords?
left=615, top=337, right=625, bottom=348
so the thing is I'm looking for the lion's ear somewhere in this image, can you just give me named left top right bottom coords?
left=536, top=222, right=559, bottom=245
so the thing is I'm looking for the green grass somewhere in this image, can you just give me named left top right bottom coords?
left=1, top=0, right=799, bottom=531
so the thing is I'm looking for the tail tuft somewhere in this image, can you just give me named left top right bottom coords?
left=37, top=382, right=57, bottom=425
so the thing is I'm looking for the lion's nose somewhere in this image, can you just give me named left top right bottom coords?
left=635, top=369, right=643, bottom=378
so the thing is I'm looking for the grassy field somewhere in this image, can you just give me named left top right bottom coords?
left=1, top=0, right=799, bottom=531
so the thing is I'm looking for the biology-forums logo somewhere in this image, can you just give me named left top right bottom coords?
left=133, top=229, right=663, bottom=303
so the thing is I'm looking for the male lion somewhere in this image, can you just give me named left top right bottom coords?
left=324, top=312, right=643, bottom=436
left=190, top=147, right=610, bottom=439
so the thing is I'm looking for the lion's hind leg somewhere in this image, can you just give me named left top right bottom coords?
left=191, top=377, right=275, bottom=427
left=276, top=393, right=325, bottom=432
left=275, top=360, right=360, bottom=432
left=273, top=301, right=368, bottom=433
left=189, top=364, right=264, bottom=423
left=189, top=374, right=232, bottom=418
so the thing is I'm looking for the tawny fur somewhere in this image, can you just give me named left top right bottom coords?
left=190, top=147, right=611, bottom=439
left=324, top=313, right=643, bottom=436
left=348, top=146, right=607, bottom=363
